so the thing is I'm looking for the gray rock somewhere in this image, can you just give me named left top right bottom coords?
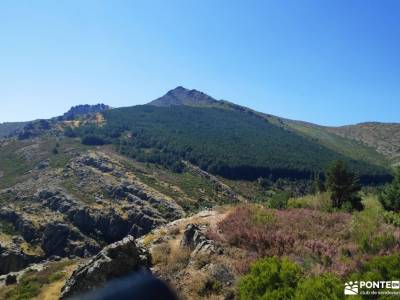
left=0, top=244, right=40, bottom=275
left=180, top=224, right=221, bottom=256
left=60, top=235, right=150, bottom=299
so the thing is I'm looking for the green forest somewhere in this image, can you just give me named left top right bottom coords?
left=71, top=105, right=391, bottom=183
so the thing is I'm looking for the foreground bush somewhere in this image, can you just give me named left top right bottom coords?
left=237, top=257, right=301, bottom=300
left=238, top=257, right=343, bottom=300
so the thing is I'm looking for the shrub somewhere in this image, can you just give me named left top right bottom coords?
left=383, top=211, right=400, bottom=227
left=380, top=167, right=400, bottom=211
left=267, top=191, right=290, bottom=209
left=350, top=196, right=395, bottom=254
left=237, top=257, right=301, bottom=300
left=238, top=257, right=344, bottom=300
left=287, top=192, right=332, bottom=212
left=294, top=274, right=343, bottom=300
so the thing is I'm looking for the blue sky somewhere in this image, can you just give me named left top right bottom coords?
left=0, top=0, right=399, bottom=125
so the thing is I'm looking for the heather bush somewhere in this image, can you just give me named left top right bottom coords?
left=216, top=205, right=354, bottom=274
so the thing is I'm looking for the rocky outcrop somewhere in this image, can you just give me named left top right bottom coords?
left=60, top=235, right=150, bottom=299
left=41, top=222, right=100, bottom=257
left=0, top=207, right=39, bottom=242
left=79, top=155, right=114, bottom=173
left=180, top=224, right=221, bottom=256
left=61, top=104, right=110, bottom=121
left=0, top=244, right=40, bottom=275
left=107, top=182, right=184, bottom=221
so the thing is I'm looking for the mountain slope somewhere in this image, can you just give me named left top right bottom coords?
left=326, top=122, right=400, bottom=166
left=70, top=104, right=391, bottom=183
left=0, top=122, right=28, bottom=138
left=149, top=87, right=393, bottom=170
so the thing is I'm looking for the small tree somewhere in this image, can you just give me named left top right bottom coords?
left=380, top=167, right=400, bottom=211
left=326, top=160, right=362, bottom=211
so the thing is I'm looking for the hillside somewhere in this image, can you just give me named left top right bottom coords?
left=326, top=122, right=400, bottom=166
left=0, top=122, right=28, bottom=138
left=149, top=87, right=396, bottom=172
left=71, top=104, right=390, bottom=184
left=0, top=89, right=399, bottom=299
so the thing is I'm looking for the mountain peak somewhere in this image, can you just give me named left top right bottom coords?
left=149, top=87, right=218, bottom=107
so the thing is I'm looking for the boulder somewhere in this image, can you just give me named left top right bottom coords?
left=60, top=235, right=150, bottom=299
left=180, top=224, right=221, bottom=256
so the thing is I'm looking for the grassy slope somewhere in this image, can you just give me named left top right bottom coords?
left=281, top=120, right=390, bottom=168
left=0, top=137, right=88, bottom=189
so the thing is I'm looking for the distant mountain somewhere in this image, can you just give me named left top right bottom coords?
left=61, top=104, right=110, bottom=120
left=149, top=86, right=219, bottom=107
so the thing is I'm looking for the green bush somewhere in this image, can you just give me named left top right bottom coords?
left=237, top=257, right=301, bottom=300
left=267, top=191, right=290, bottom=210
left=287, top=192, right=332, bottom=212
left=383, top=211, right=400, bottom=227
left=238, top=257, right=345, bottom=300
left=294, top=274, right=343, bottom=300
left=351, top=196, right=383, bottom=252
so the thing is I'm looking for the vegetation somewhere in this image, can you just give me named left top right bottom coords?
left=69, top=105, right=391, bottom=183
left=214, top=202, right=399, bottom=276
left=238, top=254, right=400, bottom=300
left=287, top=192, right=332, bottom=212
left=238, top=257, right=301, bottom=300
left=380, top=167, right=400, bottom=211
left=237, top=257, right=343, bottom=300
left=326, top=160, right=363, bottom=211
left=2, top=260, right=74, bottom=300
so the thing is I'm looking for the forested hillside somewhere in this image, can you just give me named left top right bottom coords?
left=71, top=105, right=391, bottom=183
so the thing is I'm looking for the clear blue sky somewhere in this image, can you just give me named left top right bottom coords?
left=1, top=0, right=399, bottom=125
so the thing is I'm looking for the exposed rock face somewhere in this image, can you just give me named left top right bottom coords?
left=0, top=208, right=39, bottom=243
left=41, top=222, right=100, bottom=257
left=79, top=155, right=114, bottom=173
left=0, top=244, right=40, bottom=275
left=61, top=104, right=110, bottom=121
left=60, top=235, right=150, bottom=299
left=180, top=223, right=221, bottom=256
